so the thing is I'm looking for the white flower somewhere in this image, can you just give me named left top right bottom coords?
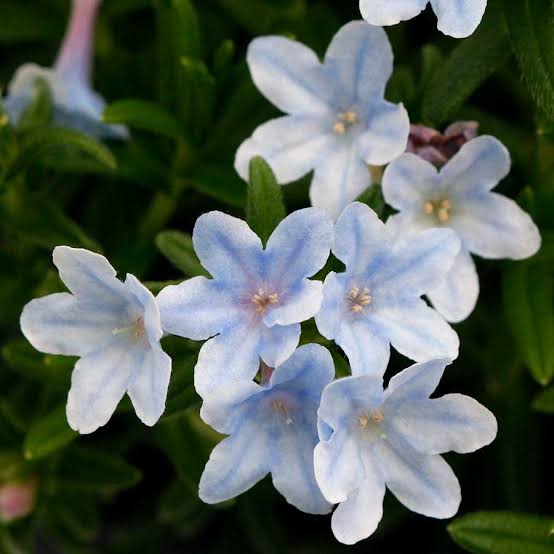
left=20, top=247, right=171, bottom=434
left=382, top=136, right=542, bottom=322
left=315, top=358, right=497, bottom=544
left=235, top=21, right=409, bottom=218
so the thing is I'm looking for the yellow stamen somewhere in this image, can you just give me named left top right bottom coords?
left=333, top=121, right=346, bottom=135
left=251, top=289, right=280, bottom=313
left=347, top=286, right=372, bottom=313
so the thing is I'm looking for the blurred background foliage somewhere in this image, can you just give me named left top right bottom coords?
left=0, top=0, right=552, bottom=552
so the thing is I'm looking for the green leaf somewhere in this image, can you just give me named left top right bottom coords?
left=448, top=511, right=554, bottom=554
left=503, top=261, right=554, bottom=385
left=422, top=3, right=510, bottom=125
left=103, top=99, right=185, bottom=139
left=23, top=404, right=78, bottom=461
left=188, top=162, right=247, bottom=207
left=503, top=0, right=554, bottom=120
left=356, top=185, right=386, bottom=218
left=0, top=450, right=26, bottom=481
left=17, top=78, right=53, bottom=129
left=18, top=127, right=117, bottom=171
left=246, top=157, right=286, bottom=245
left=155, top=230, right=208, bottom=277
left=158, top=481, right=201, bottom=525
left=532, top=386, right=554, bottom=414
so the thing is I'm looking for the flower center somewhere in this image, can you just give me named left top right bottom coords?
left=424, top=198, right=452, bottom=223
left=251, top=288, right=279, bottom=314
left=346, top=286, right=372, bottom=313
left=112, top=317, right=145, bottom=340
left=333, top=111, right=358, bottom=135
left=357, top=409, right=386, bottom=439
left=271, top=400, right=293, bottom=425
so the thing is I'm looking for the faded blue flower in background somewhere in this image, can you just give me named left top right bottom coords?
left=157, top=208, right=333, bottom=398
left=199, top=344, right=334, bottom=514
left=235, top=21, right=409, bottom=218
left=20, top=246, right=171, bottom=434
left=315, top=202, right=460, bottom=377
left=315, top=358, right=497, bottom=544
left=359, top=0, right=487, bottom=38
left=383, top=135, right=542, bottom=323
left=3, top=0, right=127, bottom=139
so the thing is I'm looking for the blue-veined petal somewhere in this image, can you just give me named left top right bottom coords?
left=263, top=280, right=322, bottom=327
left=385, top=358, right=449, bottom=402
left=359, top=0, right=429, bottom=26
left=427, top=248, right=479, bottom=323
left=259, top=322, right=300, bottom=369
left=432, top=0, right=487, bottom=38
left=315, top=272, right=348, bottom=340
left=157, top=276, right=242, bottom=340
left=124, top=273, right=164, bottom=343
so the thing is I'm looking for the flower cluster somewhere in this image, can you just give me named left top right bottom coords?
left=17, top=4, right=542, bottom=548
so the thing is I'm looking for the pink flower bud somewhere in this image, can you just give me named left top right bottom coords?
left=0, top=479, right=37, bottom=523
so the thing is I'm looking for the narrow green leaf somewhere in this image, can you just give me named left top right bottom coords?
left=23, top=404, right=77, bottom=461
left=503, top=0, right=554, bottom=119
left=0, top=450, right=26, bottom=481
left=532, top=386, right=554, bottom=414
left=17, top=79, right=53, bottom=129
left=422, top=3, right=510, bottom=125
left=448, top=511, right=554, bottom=554
left=246, top=156, right=286, bottom=245
left=155, top=230, right=208, bottom=277
left=188, top=162, right=247, bottom=207
left=103, top=99, right=185, bottom=139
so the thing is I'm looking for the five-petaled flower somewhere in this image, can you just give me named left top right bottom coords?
left=235, top=21, right=410, bottom=218
left=382, top=135, right=542, bottom=323
left=3, top=0, right=126, bottom=139
left=359, top=0, right=488, bottom=38
left=157, top=208, right=334, bottom=398
left=315, top=202, right=460, bottom=377
left=314, top=358, right=497, bottom=544
left=20, top=246, right=171, bottom=434
left=199, top=344, right=334, bottom=515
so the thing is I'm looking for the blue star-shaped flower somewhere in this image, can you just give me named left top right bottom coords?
left=235, top=21, right=409, bottom=218
left=382, top=136, right=542, bottom=323
left=3, top=0, right=126, bottom=139
left=199, top=344, right=334, bottom=515
left=157, top=208, right=333, bottom=398
left=315, top=202, right=460, bottom=377
left=315, top=358, right=497, bottom=544
left=359, top=0, right=487, bottom=38
left=20, top=247, right=171, bottom=434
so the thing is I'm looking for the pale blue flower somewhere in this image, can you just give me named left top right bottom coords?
left=3, top=0, right=126, bottom=139
left=360, top=0, right=487, bottom=38
left=235, top=21, right=409, bottom=218
left=382, top=136, right=542, bottom=323
left=199, top=344, right=334, bottom=514
left=20, top=246, right=171, bottom=434
left=315, top=202, right=460, bottom=377
left=157, top=208, right=333, bottom=398
left=314, top=358, right=497, bottom=544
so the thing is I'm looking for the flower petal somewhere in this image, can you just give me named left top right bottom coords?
left=440, top=136, right=511, bottom=195
left=315, top=272, right=348, bottom=340
left=331, top=202, right=389, bottom=274
left=386, top=359, right=449, bottom=402
left=66, top=338, right=141, bottom=434
left=269, top=343, right=335, bottom=397
left=234, top=116, right=336, bottom=183
left=246, top=36, right=333, bottom=117
left=358, top=100, right=410, bottom=166
left=318, top=375, right=384, bottom=432
left=382, top=153, right=439, bottom=211
left=192, top=211, right=264, bottom=289
left=376, top=439, right=461, bottom=518
left=324, top=21, right=393, bottom=102
left=314, top=430, right=365, bottom=504
left=157, top=277, right=241, bottom=340
left=390, top=393, right=497, bottom=455
left=124, top=274, right=164, bottom=344
left=127, top=345, right=172, bottom=427
left=310, top=142, right=373, bottom=219
left=263, top=280, right=322, bottom=327
left=330, top=459, right=386, bottom=545
left=194, top=321, right=261, bottom=398
left=449, top=192, right=541, bottom=260
left=427, top=249, right=479, bottom=323
left=372, top=299, right=459, bottom=363
left=199, top=425, right=269, bottom=504
left=272, top=425, right=332, bottom=514
left=375, top=228, right=461, bottom=298
left=431, top=0, right=487, bottom=38
left=53, top=246, right=127, bottom=305
left=359, top=0, right=429, bottom=26
left=20, top=292, right=119, bottom=357
left=265, top=207, right=334, bottom=289
left=259, top=323, right=300, bottom=369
